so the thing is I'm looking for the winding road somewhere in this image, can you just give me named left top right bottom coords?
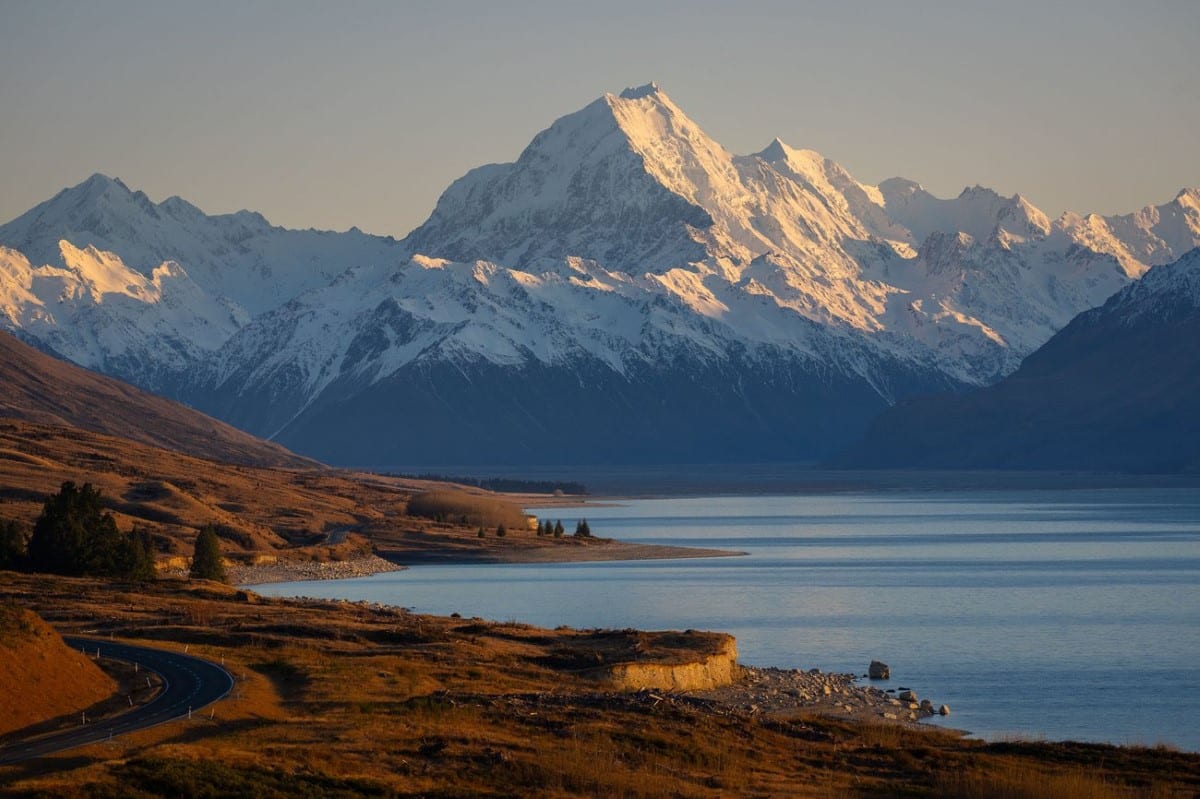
left=0, top=637, right=234, bottom=764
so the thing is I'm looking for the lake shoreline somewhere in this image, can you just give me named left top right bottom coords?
left=233, top=540, right=743, bottom=586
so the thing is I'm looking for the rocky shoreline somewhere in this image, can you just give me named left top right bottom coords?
left=227, top=554, right=406, bottom=586
left=691, top=665, right=950, bottom=725
left=224, top=555, right=952, bottom=728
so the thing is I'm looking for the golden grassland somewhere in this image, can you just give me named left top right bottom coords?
left=1, top=573, right=1196, bottom=798
left=0, top=420, right=619, bottom=569
left=0, top=605, right=116, bottom=736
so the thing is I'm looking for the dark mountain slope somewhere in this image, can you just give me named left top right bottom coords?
left=837, top=250, right=1200, bottom=472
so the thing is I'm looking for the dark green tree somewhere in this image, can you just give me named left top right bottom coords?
left=0, top=519, right=27, bottom=571
left=553, top=520, right=564, bottom=538
left=190, top=523, right=227, bottom=582
left=123, top=527, right=157, bottom=582
left=496, top=523, right=507, bottom=538
left=536, top=520, right=546, bottom=537
left=27, top=481, right=126, bottom=576
left=574, top=519, right=592, bottom=538
left=477, top=526, right=486, bottom=538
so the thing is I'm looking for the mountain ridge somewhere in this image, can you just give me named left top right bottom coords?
left=1, top=84, right=1197, bottom=466
left=836, top=248, right=1200, bottom=472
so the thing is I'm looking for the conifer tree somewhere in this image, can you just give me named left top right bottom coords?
left=28, top=481, right=122, bottom=576
left=0, top=519, right=27, bottom=571
left=553, top=520, right=564, bottom=538
left=124, top=527, right=157, bottom=582
left=190, top=523, right=227, bottom=583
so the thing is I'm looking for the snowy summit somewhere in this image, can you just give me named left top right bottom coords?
left=0, top=84, right=1197, bottom=465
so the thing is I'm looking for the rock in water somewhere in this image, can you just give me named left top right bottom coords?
left=939, top=704, right=951, bottom=716
left=868, top=660, right=890, bottom=680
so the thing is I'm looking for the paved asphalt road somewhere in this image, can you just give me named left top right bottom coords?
left=0, top=637, right=234, bottom=764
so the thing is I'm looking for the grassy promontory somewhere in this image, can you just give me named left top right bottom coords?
left=1, top=573, right=1196, bottom=798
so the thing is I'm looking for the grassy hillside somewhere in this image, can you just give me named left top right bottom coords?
left=0, top=419, right=564, bottom=565
left=0, top=330, right=311, bottom=469
left=0, top=605, right=115, bottom=737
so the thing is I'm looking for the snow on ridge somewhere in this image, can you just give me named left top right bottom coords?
left=1, top=83, right=1198, bottom=421
left=619, top=82, right=661, bottom=100
left=0, top=172, right=402, bottom=318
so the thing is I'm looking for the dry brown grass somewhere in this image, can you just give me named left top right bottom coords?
left=0, top=421, right=581, bottom=566
left=0, top=605, right=116, bottom=736
left=934, top=764, right=1188, bottom=799
left=1, top=574, right=1196, bottom=798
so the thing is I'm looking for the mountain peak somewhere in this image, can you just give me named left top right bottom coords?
left=71, top=172, right=131, bottom=200
left=618, top=82, right=661, bottom=100
left=1174, top=187, right=1200, bottom=207
left=755, top=137, right=792, bottom=162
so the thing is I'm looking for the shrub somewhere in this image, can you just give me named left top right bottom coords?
left=406, top=490, right=527, bottom=529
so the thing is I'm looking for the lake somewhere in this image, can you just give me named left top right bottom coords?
left=255, top=487, right=1200, bottom=751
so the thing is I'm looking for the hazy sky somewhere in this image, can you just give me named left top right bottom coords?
left=2, top=0, right=1197, bottom=238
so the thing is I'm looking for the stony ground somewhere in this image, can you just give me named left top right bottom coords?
left=224, top=553, right=406, bottom=585
left=690, top=666, right=949, bottom=725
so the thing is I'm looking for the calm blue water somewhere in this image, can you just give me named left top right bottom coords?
left=256, top=488, right=1200, bottom=750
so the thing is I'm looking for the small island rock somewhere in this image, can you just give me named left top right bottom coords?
left=868, top=660, right=890, bottom=680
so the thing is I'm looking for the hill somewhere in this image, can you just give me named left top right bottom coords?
left=0, top=328, right=310, bottom=469
left=837, top=249, right=1200, bottom=472
left=0, top=605, right=115, bottom=737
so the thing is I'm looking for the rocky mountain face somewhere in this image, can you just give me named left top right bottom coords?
left=1, top=84, right=1196, bottom=466
left=836, top=250, right=1200, bottom=472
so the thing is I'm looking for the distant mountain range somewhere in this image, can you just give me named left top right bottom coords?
left=1, top=83, right=1197, bottom=466
left=836, top=250, right=1200, bottom=472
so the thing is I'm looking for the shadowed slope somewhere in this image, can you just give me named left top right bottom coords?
left=0, top=329, right=312, bottom=469
left=838, top=250, right=1200, bottom=472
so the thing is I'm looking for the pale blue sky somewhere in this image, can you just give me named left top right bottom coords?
left=2, top=0, right=1197, bottom=237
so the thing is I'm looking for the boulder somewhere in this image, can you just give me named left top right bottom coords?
left=938, top=704, right=951, bottom=716
left=868, top=660, right=890, bottom=680
left=898, top=689, right=917, bottom=701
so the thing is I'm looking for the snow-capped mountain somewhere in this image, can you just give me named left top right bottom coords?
left=0, top=174, right=403, bottom=316
left=0, top=174, right=402, bottom=389
left=837, top=248, right=1200, bottom=472
left=0, top=83, right=1196, bottom=465
left=0, top=240, right=236, bottom=391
